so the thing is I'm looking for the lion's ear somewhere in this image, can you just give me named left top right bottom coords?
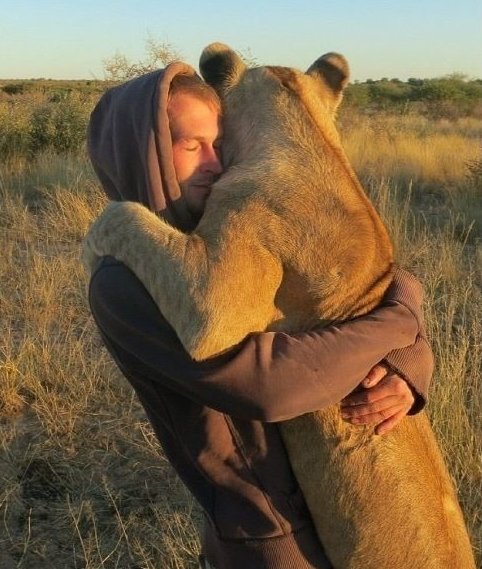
left=306, top=53, right=350, bottom=108
left=200, top=43, right=246, bottom=94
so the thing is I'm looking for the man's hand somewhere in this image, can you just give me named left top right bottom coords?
left=340, top=364, right=415, bottom=435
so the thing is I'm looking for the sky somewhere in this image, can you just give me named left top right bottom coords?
left=1, top=0, right=481, bottom=81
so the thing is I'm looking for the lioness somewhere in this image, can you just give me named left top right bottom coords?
left=84, top=44, right=475, bottom=568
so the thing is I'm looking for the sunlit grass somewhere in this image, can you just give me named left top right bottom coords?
left=341, top=112, right=482, bottom=188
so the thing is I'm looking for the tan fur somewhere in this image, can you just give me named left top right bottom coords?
left=83, top=44, right=475, bottom=568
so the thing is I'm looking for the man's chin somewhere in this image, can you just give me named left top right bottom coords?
left=186, top=196, right=209, bottom=223
left=194, top=184, right=211, bottom=194
left=181, top=183, right=212, bottom=222
left=193, top=186, right=212, bottom=205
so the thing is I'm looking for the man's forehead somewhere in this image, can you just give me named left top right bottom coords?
left=167, top=92, right=220, bottom=118
left=168, top=93, right=222, bottom=139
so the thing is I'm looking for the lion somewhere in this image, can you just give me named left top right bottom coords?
left=83, top=43, right=476, bottom=568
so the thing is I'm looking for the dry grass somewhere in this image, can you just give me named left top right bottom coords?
left=341, top=112, right=482, bottom=188
left=1, top=113, right=481, bottom=568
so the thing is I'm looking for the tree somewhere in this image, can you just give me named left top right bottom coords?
left=103, top=38, right=183, bottom=82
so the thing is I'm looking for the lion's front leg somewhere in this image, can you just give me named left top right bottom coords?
left=83, top=201, right=187, bottom=273
left=84, top=200, right=283, bottom=361
left=83, top=200, right=200, bottom=346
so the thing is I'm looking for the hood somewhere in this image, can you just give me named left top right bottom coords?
left=87, top=61, right=198, bottom=231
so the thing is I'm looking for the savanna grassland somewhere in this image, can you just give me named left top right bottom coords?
left=0, top=78, right=481, bottom=568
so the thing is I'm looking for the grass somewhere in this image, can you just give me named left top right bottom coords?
left=1, top=112, right=481, bottom=568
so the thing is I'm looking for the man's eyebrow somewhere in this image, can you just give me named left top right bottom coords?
left=171, top=135, right=201, bottom=143
left=177, top=135, right=223, bottom=143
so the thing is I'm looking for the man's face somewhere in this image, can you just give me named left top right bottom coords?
left=168, top=93, right=223, bottom=219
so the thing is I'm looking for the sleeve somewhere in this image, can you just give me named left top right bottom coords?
left=380, top=268, right=434, bottom=413
left=88, top=257, right=421, bottom=423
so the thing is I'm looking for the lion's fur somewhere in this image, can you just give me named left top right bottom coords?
left=84, top=43, right=475, bottom=568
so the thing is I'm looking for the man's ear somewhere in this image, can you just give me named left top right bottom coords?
left=306, top=53, right=350, bottom=110
left=200, top=43, right=246, bottom=95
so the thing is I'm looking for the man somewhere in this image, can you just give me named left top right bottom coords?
left=87, top=62, right=433, bottom=569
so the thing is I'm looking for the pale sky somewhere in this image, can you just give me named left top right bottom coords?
left=1, top=0, right=481, bottom=81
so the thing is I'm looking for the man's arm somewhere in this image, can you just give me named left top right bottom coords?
left=89, top=257, right=430, bottom=423
left=341, top=270, right=434, bottom=433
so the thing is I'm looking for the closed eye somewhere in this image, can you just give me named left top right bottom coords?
left=183, top=141, right=201, bottom=152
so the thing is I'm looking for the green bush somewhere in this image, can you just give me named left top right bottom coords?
left=0, top=80, right=106, bottom=162
left=51, top=97, right=90, bottom=153
left=28, top=97, right=90, bottom=156
left=29, top=105, right=56, bottom=155
left=344, top=76, right=482, bottom=118
left=2, top=83, right=26, bottom=96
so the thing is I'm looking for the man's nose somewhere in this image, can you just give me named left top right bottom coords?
left=202, top=145, right=223, bottom=175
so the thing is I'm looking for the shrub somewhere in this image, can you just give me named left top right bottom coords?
left=50, top=97, right=89, bottom=153
left=28, top=94, right=91, bottom=156
left=2, top=83, right=26, bottom=96
left=29, top=105, right=55, bottom=155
